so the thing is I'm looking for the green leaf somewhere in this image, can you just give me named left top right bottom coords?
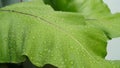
left=43, top=0, right=111, bottom=17
left=44, top=0, right=120, bottom=38
left=0, top=0, right=120, bottom=68
left=73, top=0, right=120, bottom=38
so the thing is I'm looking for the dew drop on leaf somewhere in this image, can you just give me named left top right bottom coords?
left=51, top=54, right=54, bottom=57
left=61, top=61, right=64, bottom=65
left=82, top=66, right=85, bottom=68
left=70, top=61, right=74, bottom=65
left=44, top=49, right=47, bottom=52
left=32, top=36, right=35, bottom=39
left=48, top=50, right=51, bottom=53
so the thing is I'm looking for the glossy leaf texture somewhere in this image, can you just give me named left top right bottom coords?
left=0, top=0, right=120, bottom=68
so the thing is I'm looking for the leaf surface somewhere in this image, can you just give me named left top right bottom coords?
left=0, top=0, right=120, bottom=68
left=44, top=0, right=120, bottom=38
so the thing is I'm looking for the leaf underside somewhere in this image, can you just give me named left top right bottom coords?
left=0, top=0, right=120, bottom=68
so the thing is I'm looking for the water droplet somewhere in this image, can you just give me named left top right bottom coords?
left=32, top=36, right=35, bottom=39
left=48, top=50, right=51, bottom=53
left=53, top=58, right=57, bottom=61
left=35, top=62, right=39, bottom=66
left=51, top=54, right=54, bottom=57
left=56, top=46, right=59, bottom=49
left=61, top=61, right=64, bottom=64
left=65, top=59, right=67, bottom=62
left=43, top=41, right=47, bottom=44
left=83, top=54, right=87, bottom=57
left=70, top=46, right=74, bottom=49
left=82, top=66, right=85, bottom=68
left=89, top=61, right=94, bottom=64
left=39, top=51, right=42, bottom=54
left=44, top=49, right=48, bottom=51
left=70, top=61, right=74, bottom=65
left=30, top=57, right=33, bottom=60
left=92, top=61, right=96, bottom=64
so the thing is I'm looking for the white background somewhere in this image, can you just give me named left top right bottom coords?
left=103, top=0, right=120, bottom=60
